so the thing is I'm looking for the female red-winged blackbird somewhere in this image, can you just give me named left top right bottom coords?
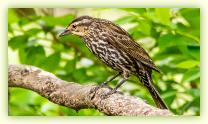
left=59, top=16, right=168, bottom=109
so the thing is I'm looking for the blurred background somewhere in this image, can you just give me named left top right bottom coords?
left=8, top=8, right=200, bottom=116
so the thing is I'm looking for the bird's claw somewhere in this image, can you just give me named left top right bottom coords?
left=90, top=82, right=119, bottom=99
left=100, top=89, right=117, bottom=99
left=90, top=86, right=100, bottom=94
left=90, top=82, right=108, bottom=94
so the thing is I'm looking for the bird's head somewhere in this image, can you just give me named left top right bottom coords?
left=59, top=16, right=93, bottom=37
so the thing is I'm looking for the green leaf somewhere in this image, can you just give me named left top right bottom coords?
left=177, top=45, right=199, bottom=61
left=182, top=68, right=200, bottom=83
left=178, top=96, right=200, bottom=115
left=25, top=28, right=42, bottom=36
left=121, top=8, right=146, bottom=14
left=115, top=15, right=137, bottom=25
left=158, top=33, right=199, bottom=50
left=18, top=48, right=27, bottom=64
left=9, top=88, right=41, bottom=115
left=87, top=65, right=109, bottom=83
left=65, top=59, right=76, bottom=74
left=19, top=16, right=40, bottom=26
left=40, top=52, right=61, bottom=72
left=138, top=20, right=151, bottom=35
left=155, top=8, right=171, bottom=25
left=72, top=68, right=87, bottom=83
left=40, top=102, right=59, bottom=116
left=78, top=109, right=103, bottom=116
left=23, top=46, right=46, bottom=66
left=176, top=60, right=199, bottom=69
left=8, top=35, right=28, bottom=50
left=186, top=89, right=200, bottom=97
left=127, top=21, right=152, bottom=38
left=187, top=46, right=200, bottom=60
left=10, top=88, right=36, bottom=106
left=8, top=9, right=19, bottom=23
left=59, top=107, right=78, bottom=116
left=176, top=30, right=200, bottom=43
left=180, top=8, right=200, bottom=38
left=51, top=43, right=65, bottom=52
left=162, top=91, right=177, bottom=106
left=59, top=35, right=83, bottom=45
left=42, top=14, right=74, bottom=26
left=128, top=25, right=145, bottom=39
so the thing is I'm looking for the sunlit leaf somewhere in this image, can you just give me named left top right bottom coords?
left=8, top=9, right=19, bottom=23
left=155, top=8, right=171, bottom=25
left=8, top=35, right=28, bottom=50
left=182, top=68, right=200, bottom=83
left=115, top=15, right=137, bottom=25
left=121, top=8, right=146, bottom=14
left=176, top=60, right=199, bottom=69
left=25, top=28, right=42, bottom=36
left=78, top=109, right=103, bottom=116
left=138, top=20, right=152, bottom=35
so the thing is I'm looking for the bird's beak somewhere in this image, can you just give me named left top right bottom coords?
left=59, top=29, right=70, bottom=37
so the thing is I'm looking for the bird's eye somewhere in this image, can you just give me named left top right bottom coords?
left=72, top=25, right=76, bottom=28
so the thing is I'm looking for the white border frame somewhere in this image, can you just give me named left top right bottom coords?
left=1, top=0, right=206, bottom=124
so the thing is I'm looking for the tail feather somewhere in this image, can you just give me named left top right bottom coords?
left=147, top=82, right=168, bottom=109
left=138, top=71, right=168, bottom=109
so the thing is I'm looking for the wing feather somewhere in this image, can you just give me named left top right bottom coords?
left=97, top=19, right=160, bottom=72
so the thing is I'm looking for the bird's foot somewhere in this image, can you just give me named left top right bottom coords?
left=90, top=82, right=108, bottom=93
left=101, top=89, right=117, bottom=99
left=90, top=82, right=109, bottom=99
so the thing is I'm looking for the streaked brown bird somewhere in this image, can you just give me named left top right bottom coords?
left=59, top=16, right=168, bottom=109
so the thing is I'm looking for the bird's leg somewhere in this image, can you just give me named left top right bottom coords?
left=102, top=78, right=128, bottom=99
left=90, top=72, right=121, bottom=94
left=100, top=72, right=122, bottom=87
left=101, top=71, right=130, bottom=99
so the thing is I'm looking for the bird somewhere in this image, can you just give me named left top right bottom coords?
left=59, top=15, right=168, bottom=109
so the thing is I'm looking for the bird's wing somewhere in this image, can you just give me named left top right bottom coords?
left=100, top=21, right=160, bottom=72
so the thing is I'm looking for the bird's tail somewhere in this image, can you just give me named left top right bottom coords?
left=137, top=71, right=168, bottom=109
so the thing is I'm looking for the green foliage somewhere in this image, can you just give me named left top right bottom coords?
left=8, top=8, right=200, bottom=116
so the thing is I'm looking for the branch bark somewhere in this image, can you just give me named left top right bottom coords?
left=8, top=64, right=173, bottom=116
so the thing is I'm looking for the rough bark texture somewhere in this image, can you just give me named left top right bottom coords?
left=8, top=64, right=173, bottom=116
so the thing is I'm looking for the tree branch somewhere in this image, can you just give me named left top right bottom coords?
left=8, top=64, right=173, bottom=116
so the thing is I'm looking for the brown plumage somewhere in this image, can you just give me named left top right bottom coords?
left=59, top=16, right=168, bottom=109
